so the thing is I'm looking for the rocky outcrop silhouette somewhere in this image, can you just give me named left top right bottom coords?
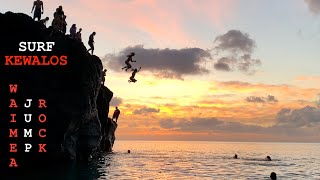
left=97, top=86, right=118, bottom=152
left=0, top=12, right=116, bottom=178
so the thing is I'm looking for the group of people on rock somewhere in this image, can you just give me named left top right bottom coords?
left=31, top=0, right=95, bottom=55
left=52, top=6, right=67, bottom=34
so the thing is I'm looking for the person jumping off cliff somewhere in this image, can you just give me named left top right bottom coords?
left=102, top=69, right=107, bottom=85
left=87, top=32, right=96, bottom=55
left=122, top=52, right=136, bottom=71
left=31, top=0, right=44, bottom=21
left=128, top=67, right=141, bottom=83
left=112, top=107, right=120, bottom=123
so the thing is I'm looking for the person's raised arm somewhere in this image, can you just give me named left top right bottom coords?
left=138, top=67, right=141, bottom=72
left=41, top=1, right=44, bottom=14
left=31, top=2, right=35, bottom=13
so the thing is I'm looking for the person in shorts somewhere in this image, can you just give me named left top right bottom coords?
left=31, top=0, right=44, bottom=21
left=87, top=32, right=96, bottom=55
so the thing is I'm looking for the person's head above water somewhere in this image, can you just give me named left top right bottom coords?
left=270, top=172, right=277, bottom=180
left=234, top=154, right=238, bottom=159
left=266, top=156, right=272, bottom=161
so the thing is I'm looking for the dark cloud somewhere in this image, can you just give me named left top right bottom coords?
left=214, top=62, right=231, bottom=71
left=103, top=45, right=211, bottom=80
left=110, top=97, right=123, bottom=107
left=213, top=30, right=261, bottom=74
left=159, top=119, right=175, bottom=129
left=159, top=106, right=320, bottom=136
left=316, top=94, right=320, bottom=107
left=246, top=96, right=265, bottom=103
left=219, top=81, right=251, bottom=87
left=246, top=95, right=278, bottom=103
left=266, top=95, right=279, bottom=103
left=214, top=30, right=256, bottom=53
left=213, top=57, right=235, bottom=71
left=133, top=107, right=160, bottom=115
left=237, top=54, right=261, bottom=74
left=276, top=106, right=320, bottom=128
left=159, top=117, right=263, bottom=133
left=305, top=0, right=320, bottom=15
left=159, top=118, right=223, bottom=132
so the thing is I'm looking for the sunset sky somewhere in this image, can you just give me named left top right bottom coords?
left=1, top=0, right=320, bottom=142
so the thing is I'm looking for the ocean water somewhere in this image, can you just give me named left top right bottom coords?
left=93, top=141, right=320, bottom=180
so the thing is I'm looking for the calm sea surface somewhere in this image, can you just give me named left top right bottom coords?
left=91, top=141, right=320, bottom=180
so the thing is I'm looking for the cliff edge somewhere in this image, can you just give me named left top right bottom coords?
left=0, top=12, right=117, bottom=177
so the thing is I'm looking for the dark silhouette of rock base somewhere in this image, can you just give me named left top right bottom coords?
left=0, top=12, right=117, bottom=178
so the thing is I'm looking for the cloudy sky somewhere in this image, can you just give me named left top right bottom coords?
left=1, top=0, right=320, bottom=142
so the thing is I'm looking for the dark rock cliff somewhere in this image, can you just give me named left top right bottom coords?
left=0, top=12, right=117, bottom=178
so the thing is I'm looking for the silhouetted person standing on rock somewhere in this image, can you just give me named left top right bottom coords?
left=102, top=69, right=107, bottom=85
left=87, top=32, right=96, bottom=55
left=112, top=107, right=120, bottom=123
left=76, top=28, right=82, bottom=42
left=31, top=0, right=44, bottom=21
left=55, top=6, right=65, bottom=18
left=122, top=52, right=136, bottom=71
left=128, top=67, right=141, bottom=83
left=270, top=172, right=277, bottom=180
left=70, top=24, right=77, bottom=39
left=62, top=15, right=67, bottom=34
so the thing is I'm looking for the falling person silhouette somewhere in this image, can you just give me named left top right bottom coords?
left=128, top=67, right=141, bottom=83
left=122, top=52, right=136, bottom=71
